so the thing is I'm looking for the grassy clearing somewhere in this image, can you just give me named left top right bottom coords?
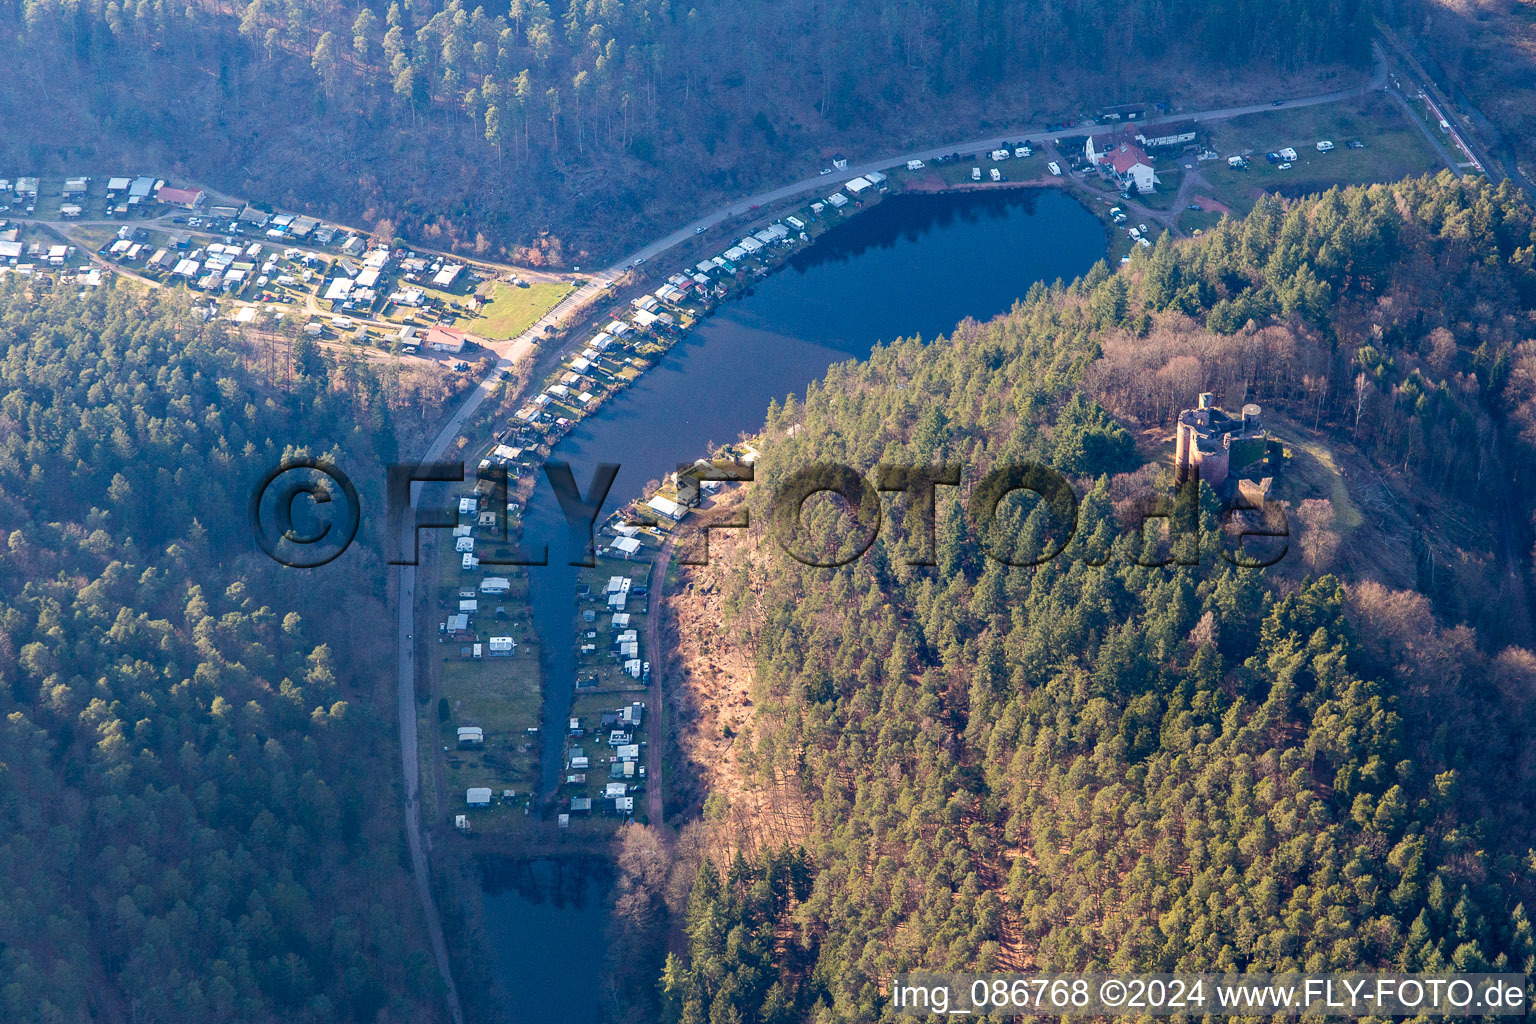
left=1283, top=437, right=1365, bottom=530
left=1177, top=208, right=1226, bottom=234
left=1139, top=165, right=1183, bottom=209
left=456, top=280, right=573, bottom=340
left=1195, top=93, right=1444, bottom=215
left=68, top=224, right=120, bottom=250
left=437, top=651, right=543, bottom=803
left=433, top=539, right=544, bottom=831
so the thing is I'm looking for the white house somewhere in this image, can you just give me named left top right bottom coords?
left=1136, top=121, right=1198, bottom=149
left=1095, top=140, right=1158, bottom=193
left=647, top=495, right=687, bottom=520
left=466, top=788, right=492, bottom=807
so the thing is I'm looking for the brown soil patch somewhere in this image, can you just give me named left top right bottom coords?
left=662, top=486, right=813, bottom=854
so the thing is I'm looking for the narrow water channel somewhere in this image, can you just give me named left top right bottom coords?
left=480, top=187, right=1107, bottom=1023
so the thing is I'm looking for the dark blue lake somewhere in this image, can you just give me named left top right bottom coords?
left=480, top=186, right=1106, bottom=1022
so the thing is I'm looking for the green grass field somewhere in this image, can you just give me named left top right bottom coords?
left=456, top=280, right=573, bottom=340
left=1140, top=165, right=1182, bottom=209
left=432, top=540, right=544, bottom=830
left=1177, top=208, right=1226, bottom=234
left=1195, top=93, right=1444, bottom=216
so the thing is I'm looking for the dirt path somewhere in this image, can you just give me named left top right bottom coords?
left=643, top=533, right=675, bottom=826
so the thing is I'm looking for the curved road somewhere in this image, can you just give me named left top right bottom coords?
left=394, top=54, right=1390, bottom=1021
left=619, top=49, right=1386, bottom=268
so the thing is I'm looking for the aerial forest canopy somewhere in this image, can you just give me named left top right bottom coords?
left=0, top=0, right=1371, bottom=257
left=661, top=174, right=1536, bottom=1023
left=0, top=280, right=456, bottom=1023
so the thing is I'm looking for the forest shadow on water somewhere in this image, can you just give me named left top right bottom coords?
left=476, top=855, right=619, bottom=1023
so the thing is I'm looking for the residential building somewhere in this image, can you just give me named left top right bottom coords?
left=1136, top=121, right=1198, bottom=149
left=156, top=185, right=206, bottom=209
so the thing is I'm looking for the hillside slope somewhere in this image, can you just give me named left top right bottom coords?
left=662, top=174, right=1536, bottom=1023
left=0, top=281, right=452, bottom=1023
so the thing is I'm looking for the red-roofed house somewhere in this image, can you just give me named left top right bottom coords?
left=1085, top=128, right=1134, bottom=165
left=1086, top=129, right=1158, bottom=194
left=156, top=185, right=206, bottom=210
left=424, top=325, right=482, bottom=353
left=1103, top=143, right=1157, bottom=193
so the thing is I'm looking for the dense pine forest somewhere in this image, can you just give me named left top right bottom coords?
left=663, top=174, right=1536, bottom=1022
left=0, top=281, right=454, bottom=1023
left=0, top=0, right=1371, bottom=258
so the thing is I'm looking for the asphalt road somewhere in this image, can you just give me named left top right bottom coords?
left=391, top=276, right=605, bottom=1024
left=609, top=50, right=1387, bottom=271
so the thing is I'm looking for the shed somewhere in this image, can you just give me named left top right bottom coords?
left=457, top=727, right=484, bottom=746
left=466, top=787, right=492, bottom=807
left=647, top=495, right=687, bottom=520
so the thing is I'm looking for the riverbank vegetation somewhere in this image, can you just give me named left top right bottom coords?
left=662, top=173, right=1536, bottom=1022
left=0, top=280, right=455, bottom=1022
